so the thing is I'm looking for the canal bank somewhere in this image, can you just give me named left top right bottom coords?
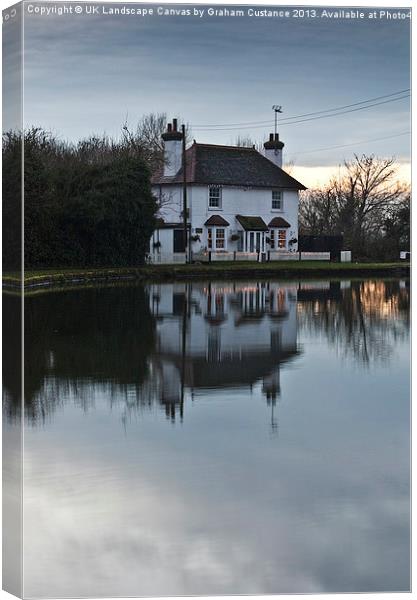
left=2, top=261, right=410, bottom=291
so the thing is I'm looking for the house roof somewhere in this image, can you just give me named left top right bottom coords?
left=160, top=349, right=299, bottom=389
left=204, top=215, right=230, bottom=226
left=155, top=218, right=190, bottom=229
left=151, top=143, right=307, bottom=190
left=236, top=215, right=268, bottom=231
left=269, top=217, right=291, bottom=228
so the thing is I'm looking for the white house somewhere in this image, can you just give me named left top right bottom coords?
left=150, top=119, right=306, bottom=261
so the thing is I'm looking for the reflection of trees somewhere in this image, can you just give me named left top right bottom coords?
left=297, top=280, right=409, bottom=365
left=3, top=279, right=409, bottom=427
left=3, top=294, right=22, bottom=424
left=4, top=286, right=156, bottom=425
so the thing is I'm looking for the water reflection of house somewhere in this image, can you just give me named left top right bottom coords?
left=148, top=281, right=300, bottom=421
left=296, top=280, right=344, bottom=302
left=14, top=279, right=407, bottom=428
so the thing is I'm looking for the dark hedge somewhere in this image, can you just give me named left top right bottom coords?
left=3, top=128, right=158, bottom=270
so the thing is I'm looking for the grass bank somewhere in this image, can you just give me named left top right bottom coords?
left=3, top=261, right=410, bottom=291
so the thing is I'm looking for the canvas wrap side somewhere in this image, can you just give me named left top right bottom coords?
left=2, top=2, right=23, bottom=597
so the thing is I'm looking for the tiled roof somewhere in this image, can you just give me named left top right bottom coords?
left=155, top=218, right=189, bottom=229
left=151, top=143, right=306, bottom=190
left=269, top=217, right=291, bottom=228
left=204, top=215, right=230, bottom=226
left=236, top=215, right=268, bottom=231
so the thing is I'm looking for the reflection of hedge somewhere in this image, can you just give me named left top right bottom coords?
left=3, top=285, right=156, bottom=424
left=3, top=129, right=157, bottom=270
left=2, top=294, right=22, bottom=423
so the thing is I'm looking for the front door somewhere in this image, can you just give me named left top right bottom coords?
left=248, top=231, right=262, bottom=252
left=249, top=232, right=255, bottom=252
left=173, top=229, right=185, bottom=253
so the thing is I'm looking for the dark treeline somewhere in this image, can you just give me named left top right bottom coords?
left=299, top=154, right=410, bottom=261
left=3, top=285, right=156, bottom=425
left=3, top=117, right=176, bottom=269
left=3, top=121, right=410, bottom=269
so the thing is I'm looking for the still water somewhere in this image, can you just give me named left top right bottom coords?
left=4, top=278, right=410, bottom=596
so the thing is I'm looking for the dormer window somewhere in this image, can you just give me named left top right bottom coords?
left=209, top=186, right=222, bottom=209
left=272, top=190, right=283, bottom=211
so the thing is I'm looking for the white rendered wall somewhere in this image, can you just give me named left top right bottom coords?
left=189, top=185, right=299, bottom=252
left=150, top=228, right=173, bottom=252
left=154, top=186, right=183, bottom=223
left=151, top=184, right=300, bottom=253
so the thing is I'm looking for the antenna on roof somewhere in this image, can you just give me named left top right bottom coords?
left=272, top=105, right=282, bottom=155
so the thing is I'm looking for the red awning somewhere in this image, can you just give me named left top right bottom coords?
left=205, top=215, right=230, bottom=226
left=268, top=217, right=291, bottom=228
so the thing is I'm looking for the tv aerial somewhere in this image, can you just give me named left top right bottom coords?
left=272, top=105, right=283, bottom=138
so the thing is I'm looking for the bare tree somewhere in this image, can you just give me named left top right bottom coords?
left=333, top=154, right=408, bottom=248
left=299, top=154, right=410, bottom=258
left=122, top=113, right=192, bottom=173
left=283, top=159, right=295, bottom=174
left=232, top=135, right=264, bottom=152
left=232, top=135, right=294, bottom=175
left=299, top=188, right=339, bottom=235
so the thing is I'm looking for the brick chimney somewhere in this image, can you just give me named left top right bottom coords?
left=264, top=133, right=284, bottom=168
left=161, top=119, right=183, bottom=177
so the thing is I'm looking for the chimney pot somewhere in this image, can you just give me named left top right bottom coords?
left=173, top=118, right=178, bottom=131
left=275, top=133, right=279, bottom=141
left=167, top=123, right=172, bottom=132
left=269, top=133, right=274, bottom=141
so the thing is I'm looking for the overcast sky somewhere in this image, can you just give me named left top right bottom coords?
left=8, top=3, right=412, bottom=183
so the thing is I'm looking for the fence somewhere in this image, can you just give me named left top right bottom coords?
left=210, top=252, right=259, bottom=262
left=196, top=251, right=258, bottom=262
left=200, top=251, right=330, bottom=262
left=148, top=250, right=331, bottom=265
left=148, top=252, right=187, bottom=264
left=269, top=251, right=299, bottom=261
left=299, top=252, right=331, bottom=261
left=299, top=235, right=343, bottom=261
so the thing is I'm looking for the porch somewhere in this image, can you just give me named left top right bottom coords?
left=235, top=215, right=269, bottom=253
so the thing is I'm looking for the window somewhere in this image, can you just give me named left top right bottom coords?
left=209, top=186, right=222, bottom=209
left=270, top=229, right=275, bottom=249
left=216, top=228, right=225, bottom=249
left=271, top=330, right=282, bottom=353
left=208, top=227, right=226, bottom=250
left=173, top=293, right=186, bottom=316
left=278, top=229, right=287, bottom=248
left=215, top=293, right=225, bottom=315
left=237, top=231, right=244, bottom=252
left=208, top=329, right=221, bottom=362
left=272, top=190, right=283, bottom=210
left=207, top=228, right=213, bottom=249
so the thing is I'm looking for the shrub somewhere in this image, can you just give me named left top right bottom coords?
left=3, top=128, right=158, bottom=269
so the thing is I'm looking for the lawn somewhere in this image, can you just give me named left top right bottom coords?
left=2, top=261, right=410, bottom=290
